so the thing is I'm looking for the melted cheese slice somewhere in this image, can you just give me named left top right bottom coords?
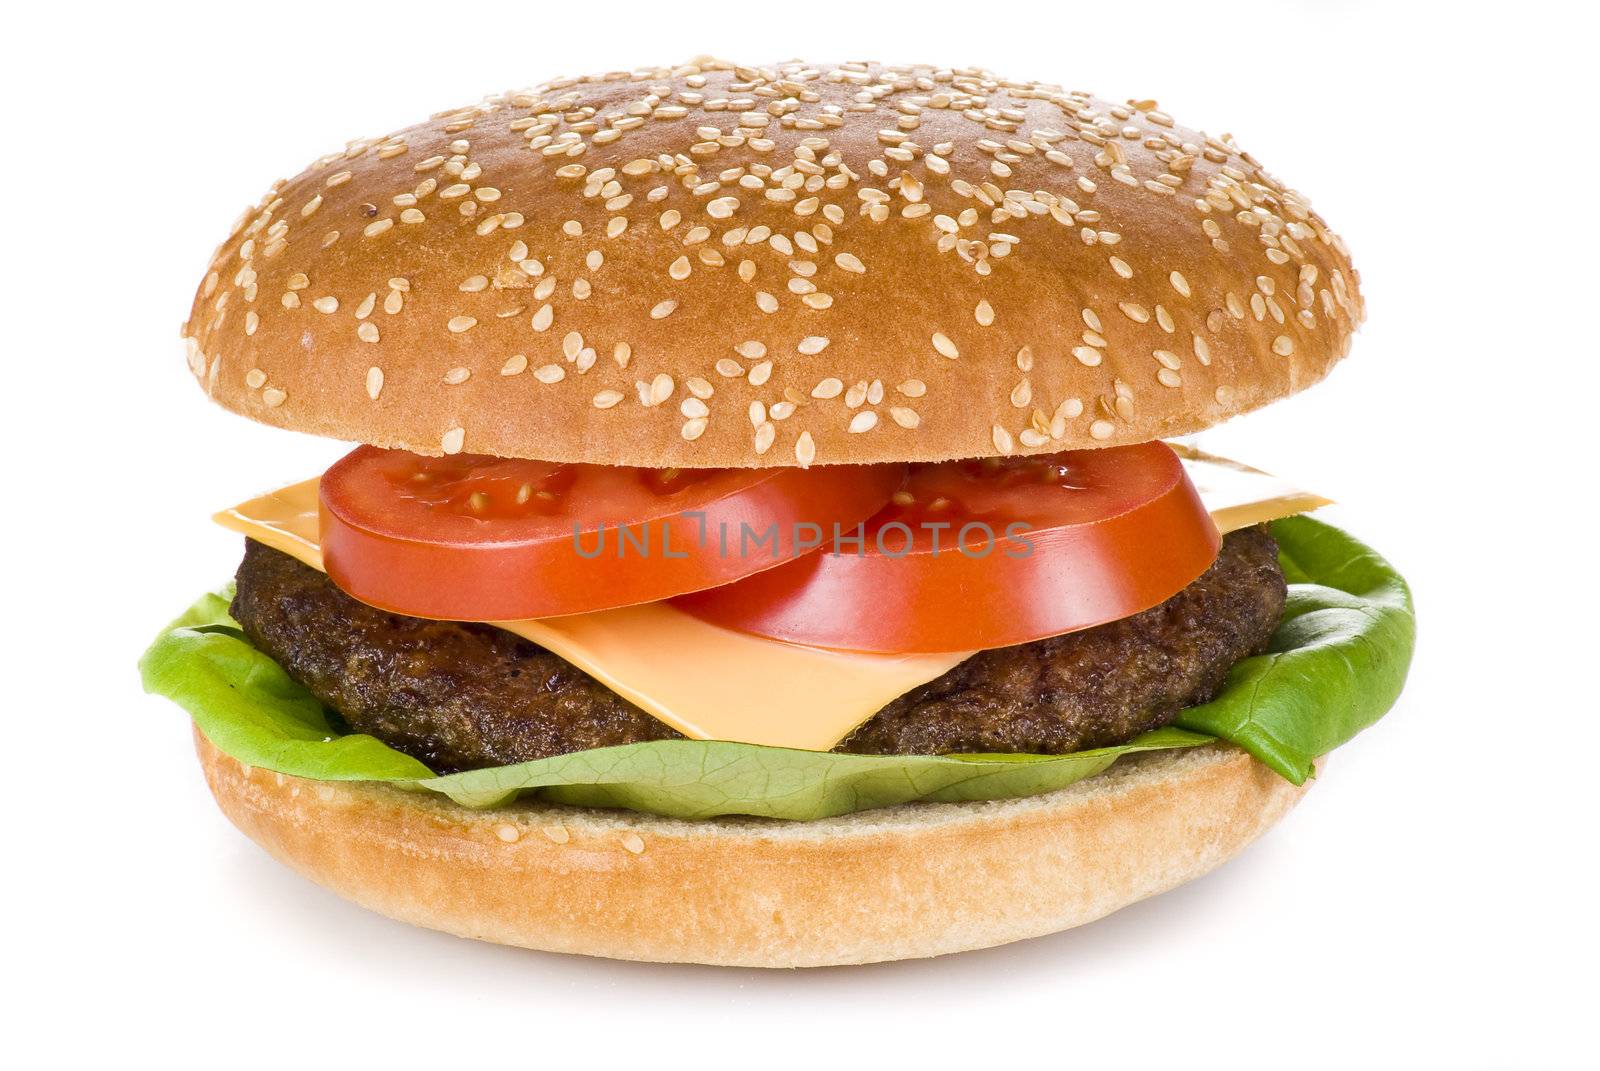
left=214, top=448, right=1327, bottom=751
left=1171, top=443, right=1333, bottom=533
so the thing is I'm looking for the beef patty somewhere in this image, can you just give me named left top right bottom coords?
left=230, top=526, right=1285, bottom=771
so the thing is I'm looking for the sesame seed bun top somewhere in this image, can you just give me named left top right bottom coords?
left=182, top=57, right=1364, bottom=468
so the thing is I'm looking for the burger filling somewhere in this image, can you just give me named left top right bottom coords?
left=230, top=526, right=1284, bottom=773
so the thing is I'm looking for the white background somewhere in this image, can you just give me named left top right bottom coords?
left=7, top=1, right=1594, bottom=1066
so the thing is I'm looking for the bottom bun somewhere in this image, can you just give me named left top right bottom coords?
left=195, top=729, right=1311, bottom=967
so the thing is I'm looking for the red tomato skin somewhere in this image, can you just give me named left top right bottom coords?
left=319, top=448, right=903, bottom=621
left=674, top=443, right=1220, bottom=653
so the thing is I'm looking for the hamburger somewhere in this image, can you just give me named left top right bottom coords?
left=143, top=58, right=1414, bottom=967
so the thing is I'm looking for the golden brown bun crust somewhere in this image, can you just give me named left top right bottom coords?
left=196, top=729, right=1312, bottom=967
left=183, top=59, right=1363, bottom=468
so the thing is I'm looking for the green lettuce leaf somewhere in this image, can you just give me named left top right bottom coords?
left=1175, top=515, right=1415, bottom=782
left=140, top=516, right=1412, bottom=819
left=413, top=728, right=1209, bottom=816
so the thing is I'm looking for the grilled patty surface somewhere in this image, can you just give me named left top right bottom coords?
left=230, top=526, right=1285, bottom=771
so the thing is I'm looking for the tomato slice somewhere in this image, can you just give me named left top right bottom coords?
left=673, top=442, right=1220, bottom=653
left=319, top=447, right=903, bottom=621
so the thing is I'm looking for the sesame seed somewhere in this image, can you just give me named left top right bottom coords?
left=812, top=378, right=844, bottom=399
left=1090, top=420, right=1115, bottom=440
left=543, top=825, right=570, bottom=844
left=991, top=425, right=1014, bottom=454
left=501, top=354, right=528, bottom=376
left=447, top=316, right=477, bottom=333
left=650, top=299, right=679, bottom=319
left=649, top=373, right=674, bottom=405
left=443, top=367, right=470, bottom=385
left=889, top=407, right=920, bottom=428
left=1072, top=346, right=1103, bottom=367
left=495, top=824, right=520, bottom=843
left=534, top=364, right=565, bottom=384
left=441, top=427, right=465, bottom=454
left=795, top=431, right=816, bottom=467
left=312, top=296, right=338, bottom=314
left=974, top=300, right=995, bottom=326
left=834, top=252, right=866, bottom=273
left=621, top=833, right=646, bottom=854
left=357, top=322, right=379, bottom=344
left=931, top=332, right=959, bottom=359
left=1273, top=334, right=1295, bottom=356
left=798, top=336, right=829, bottom=355
left=754, top=422, right=776, bottom=454
left=245, top=368, right=267, bottom=390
